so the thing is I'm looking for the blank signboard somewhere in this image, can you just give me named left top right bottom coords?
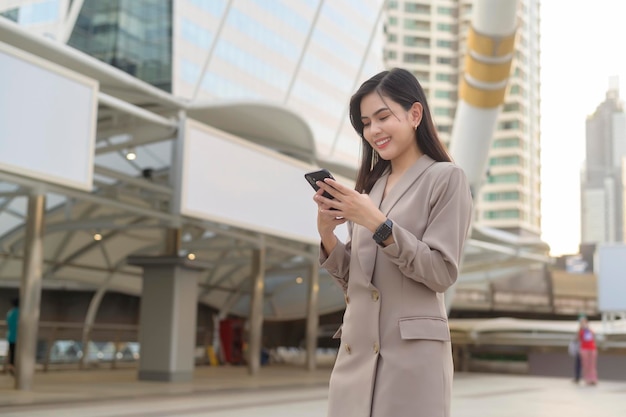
left=180, top=119, right=349, bottom=244
left=597, top=244, right=626, bottom=312
left=0, top=42, right=98, bottom=190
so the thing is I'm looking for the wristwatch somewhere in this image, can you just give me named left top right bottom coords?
left=373, top=219, right=393, bottom=246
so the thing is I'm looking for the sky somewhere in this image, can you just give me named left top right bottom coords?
left=539, top=0, right=626, bottom=256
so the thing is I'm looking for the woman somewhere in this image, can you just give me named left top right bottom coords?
left=578, top=317, right=598, bottom=385
left=313, top=68, right=473, bottom=417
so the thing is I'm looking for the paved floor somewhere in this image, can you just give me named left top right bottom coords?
left=0, top=366, right=625, bottom=416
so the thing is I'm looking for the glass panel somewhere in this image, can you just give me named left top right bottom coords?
left=68, top=0, right=173, bottom=92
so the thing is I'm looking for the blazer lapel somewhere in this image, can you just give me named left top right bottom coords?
left=379, top=154, right=436, bottom=215
left=356, top=174, right=387, bottom=282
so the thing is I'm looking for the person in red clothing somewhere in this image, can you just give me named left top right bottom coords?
left=578, top=317, right=598, bottom=385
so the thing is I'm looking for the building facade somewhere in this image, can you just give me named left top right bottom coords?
left=383, top=0, right=542, bottom=237
left=581, top=77, right=626, bottom=244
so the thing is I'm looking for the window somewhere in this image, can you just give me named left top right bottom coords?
left=437, top=23, right=454, bottom=32
left=483, top=192, right=521, bottom=202
left=412, top=71, right=429, bottom=81
left=436, top=73, right=455, bottom=82
left=435, top=90, right=454, bottom=99
left=499, top=120, right=520, bottom=130
left=489, top=156, right=521, bottom=166
left=403, top=53, right=430, bottom=64
left=436, top=39, right=454, bottom=48
left=436, top=57, right=456, bottom=66
left=385, top=50, right=397, bottom=59
left=403, top=36, right=429, bottom=47
left=487, top=173, right=521, bottom=184
left=484, top=209, right=521, bottom=219
left=492, top=138, right=521, bottom=148
left=405, top=3, right=431, bottom=14
left=503, top=102, right=521, bottom=112
left=404, top=20, right=430, bottom=31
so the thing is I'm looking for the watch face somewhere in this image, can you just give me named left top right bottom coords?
left=374, top=220, right=393, bottom=244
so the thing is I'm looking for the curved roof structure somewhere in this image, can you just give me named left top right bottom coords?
left=188, top=102, right=317, bottom=163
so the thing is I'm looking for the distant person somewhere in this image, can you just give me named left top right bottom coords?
left=568, top=327, right=581, bottom=383
left=6, top=297, right=19, bottom=376
left=313, top=68, right=473, bottom=417
left=578, top=317, right=598, bottom=385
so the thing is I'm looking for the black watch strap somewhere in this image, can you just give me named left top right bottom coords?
left=373, top=219, right=393, bottom=246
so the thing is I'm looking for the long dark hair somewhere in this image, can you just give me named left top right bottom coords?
left=349, top=68, right=451, bottom=193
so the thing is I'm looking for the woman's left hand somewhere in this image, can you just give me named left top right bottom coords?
left=315, top=178, right=387, bottom=233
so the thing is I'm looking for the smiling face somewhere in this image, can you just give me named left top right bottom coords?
left=360, top=91, right=423, bottom=171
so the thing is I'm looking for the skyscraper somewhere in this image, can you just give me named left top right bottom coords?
left=383, top=0, right=542, bottom=238
left=581, top=77, right=626, bottom=244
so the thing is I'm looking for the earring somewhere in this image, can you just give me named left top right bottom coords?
left=413, top=124, right=418, bottom=131
left=370, top=150, right=379, bottom=171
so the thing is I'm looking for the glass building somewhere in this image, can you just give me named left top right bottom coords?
left=68, top=0, right=173, bottom=91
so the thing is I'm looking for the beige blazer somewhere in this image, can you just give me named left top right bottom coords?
left=321, top=155, right=472, bottom=417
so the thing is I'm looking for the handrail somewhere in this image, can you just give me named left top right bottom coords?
left=0, top=321, right=214, bottom=373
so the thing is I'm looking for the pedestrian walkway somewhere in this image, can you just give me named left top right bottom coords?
left=0, top=366, right=625, bottom=416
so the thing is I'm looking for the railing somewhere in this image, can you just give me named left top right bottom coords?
left=0, top=321, right=214, bottom=373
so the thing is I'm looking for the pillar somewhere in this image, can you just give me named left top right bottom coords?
left=305, top=258, right=320, bottom=371
left=247, top=247, right=265, bottom=376
left=127, top=255, right=206, bottom=382
left=15, top=193, right=45, bottom=390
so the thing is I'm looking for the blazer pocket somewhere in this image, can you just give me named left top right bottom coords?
left=398, top=316, right=450, bottom=342
left=332, top=325, right=343, bottom=339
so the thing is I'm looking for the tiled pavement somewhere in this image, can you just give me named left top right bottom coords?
left=0, top=366, right=624, bottom=416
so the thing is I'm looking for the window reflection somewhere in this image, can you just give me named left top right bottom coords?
left=68, top=0, right=173, bottom=92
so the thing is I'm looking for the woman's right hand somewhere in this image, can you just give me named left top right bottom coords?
left=314, top=188, right=346, bottom=254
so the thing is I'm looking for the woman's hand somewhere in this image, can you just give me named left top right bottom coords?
left=315, top=178, right=387, bottom=233
left=314, top=186, right=346, bottom=255
left=314, top=187, right=347, bottom=236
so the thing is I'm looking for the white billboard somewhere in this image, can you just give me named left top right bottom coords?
left=0, top=42, right=98, bottom=190
left=180, top=119, right=349, bottom=244
left=597, top=244, right=626, bottom=312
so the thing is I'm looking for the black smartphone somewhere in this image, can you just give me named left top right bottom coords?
left=304, top=168, right=335, bottom=199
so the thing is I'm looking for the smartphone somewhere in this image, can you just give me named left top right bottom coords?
left=304, top=168, right=335, bottom=199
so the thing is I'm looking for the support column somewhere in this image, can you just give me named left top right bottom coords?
left=247, top=246, right=265, bottom=376
left=305, top=257, right=320, bottom=371
left=16, top=193, right=46, bottom=391
left=128, top=255, right=206, bottom=382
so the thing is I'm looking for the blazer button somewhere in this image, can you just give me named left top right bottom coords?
left=345, top=344, right=352, bottom=354
left=371, top=290, right=379, bottom=301
left=373, top=342, right=380, bottom=354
